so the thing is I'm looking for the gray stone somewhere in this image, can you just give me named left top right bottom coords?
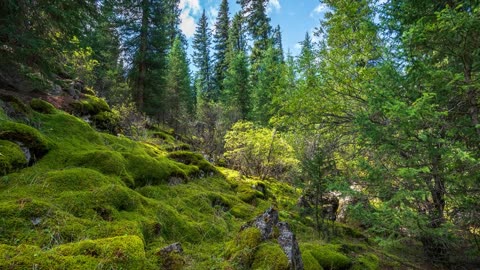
left=160, top=242, right=183, bottom=255
left=277, top=222, right=304, bottom=270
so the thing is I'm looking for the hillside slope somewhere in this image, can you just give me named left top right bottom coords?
left=0, top=93, right=409, bottom=269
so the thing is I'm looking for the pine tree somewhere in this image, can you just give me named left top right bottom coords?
left=164, top=37, right=193, bottom=130
left=212, top=0, right=230, bottom=95
left=192, top=10, right=213, bottom=102
left=272, top=25, right=284, bottom=63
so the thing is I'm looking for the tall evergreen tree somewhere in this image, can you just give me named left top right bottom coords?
left=192, top=10, right=213, bottom=102
left=164, top=37, right=193, bottom=130
left=272, top=25, right=284, bottom=63
left=212, top=0, right=230, bottom=95
left=115, top=0, right=181, bottom=115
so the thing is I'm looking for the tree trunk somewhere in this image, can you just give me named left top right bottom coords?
left=136, top=0, right=149, bottom=111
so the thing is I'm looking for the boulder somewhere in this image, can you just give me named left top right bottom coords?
left=241, top=207, right=304, bottom=270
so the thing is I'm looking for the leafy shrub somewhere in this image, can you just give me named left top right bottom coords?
left=224, top=121, right=299, bottom=180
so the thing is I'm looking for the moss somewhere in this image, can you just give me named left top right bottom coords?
left=252, top=243, right=289, bottom=270
left=30, top=98, right=56, bottom=114
left=91, top=110, right=120, bottom=134
left=41, top=168, right=117, bottom=192
left=0, top=140, right=27, bottom=175
left=237, top=182, right=265, bottom=203
left=167, top=150, right=218, bottom=177
left=0, top=93, right=32, bottom=118
left=302, top=243, right=352, bottom=270
left=69, top=150, right=133, bottom=187
left=351, top=253, right=379, bottom=270
left=71, top=94, right=110, bottom=115
left=53, top=235, right=146, bottom=269
left=124, top=153, right=186, bottom=187
left=0, top=121, right=50, bottom=159
left=302, top=250, right=324, bottom=270
left=225, top=227, right=262, bottom=268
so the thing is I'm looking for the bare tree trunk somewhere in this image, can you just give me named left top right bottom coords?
left=136, top=0, right=149, bottom=111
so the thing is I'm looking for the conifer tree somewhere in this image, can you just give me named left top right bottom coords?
left=192, top=10, right=213, bottom=102
left=164, top=37, right=193, bottom=130
left=213, top=0, right=230, bottom=95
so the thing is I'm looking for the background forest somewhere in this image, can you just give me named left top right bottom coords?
left=1, top=0, right=480, bottom=269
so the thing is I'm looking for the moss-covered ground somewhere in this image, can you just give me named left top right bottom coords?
left=0, top=97, right=411, bottom=269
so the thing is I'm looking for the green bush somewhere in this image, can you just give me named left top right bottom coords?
left=224, top=121, right=299, bottom=180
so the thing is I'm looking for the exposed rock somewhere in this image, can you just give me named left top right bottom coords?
left=242, top=207, right=279, bottom=240
left=241, top=207, right=304, bottom=270
left=15, top=141, right=31, bottom=164
left=277, top=222, right=304, bottom=270
left=159, top=242, right=183, bottom=255
left=51, top=84, right=63, bottom=95
left=168, top=176, right=185, bottom=186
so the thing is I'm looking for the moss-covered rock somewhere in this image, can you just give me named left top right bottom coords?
left=69, top=150, right=133, bottom=187
left=0, top=139, right=27, bottom=175
left=302, top=243, right=352, bottom=270
left=167, top=150, right=218, bottom=177
left=30, top=98, right=56, bottom=114
left=124, top=153, right=186, bottom=187
left=91, top=110, right=121, bottom=134
left=0, top=121, right=50, bottom=160
left=41, top=168, right=117, bottom=192
left=225, top=227, right=262, bottom=268
left=0, top=93, right=31, bottom=119
left=252, top=243, right=289, bottom=270
left=302, top=250, right=324, bottom=270
left=71, top=94, right=110, bottom=115
left=351, top=253, right=379, bottom=270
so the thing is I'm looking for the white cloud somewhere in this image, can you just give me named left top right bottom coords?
left=207, top=6, right=219, bottom=30
left=179, top=0, right=201, bottom=38
left=310, top=3, right=329, bottom=17
left=267, top=0, right=281, bottom=14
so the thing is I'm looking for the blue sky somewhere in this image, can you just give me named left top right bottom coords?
left=179, top=0, right=329, bottom=57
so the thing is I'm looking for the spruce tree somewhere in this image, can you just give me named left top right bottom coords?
left=212, top=0, right=230, bottom=95
left=192, top=10, right=213, bottom=102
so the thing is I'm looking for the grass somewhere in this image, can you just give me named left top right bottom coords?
left=0, top=93, right=398, bottom=269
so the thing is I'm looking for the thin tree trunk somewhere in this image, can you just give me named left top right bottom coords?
left=136, top=0, right=149, bottom=111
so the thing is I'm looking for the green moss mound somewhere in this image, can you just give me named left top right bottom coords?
left=30, top=98, right=56, bottom=114
left=351, top=253, right=379, bottom=270
left=0, top=235, right=146, bottom=269
left=124, top=153, right=186, bottom=187
left=91, top=110, right=120, bottom=134
left=302, top=243, right=352, bottom=270
left=302, top=250, right=324, bottom=270
left=225, top=227, right=262, bottom=268
left=0, top=140, right=27, bottom=175
left=0, top=121, right=50, bottom=159
left=41, top=168, right=117, bottom=192
left=167, top=150, right=218, bottom=177
left=252, top=243, right=289, bottom=270
left=69, top=150, right=133, bottom=187
left=71, top=94, right=110, bottom=115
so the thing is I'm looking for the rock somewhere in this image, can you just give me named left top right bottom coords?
left=241, top=207, right=304, bottom=270
left=51, top=84, right=62, bottom=95
left=159, top=242, right=183, bottom=255
left=277, top=222, right=304, bottom=270
left=242, top=207, right=279, bottom=240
